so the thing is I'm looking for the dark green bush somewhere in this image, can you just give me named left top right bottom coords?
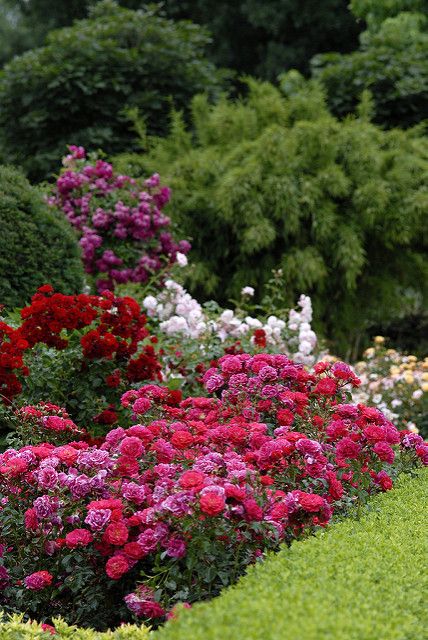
left=0, top=165, right=84, bottom=309
left=159, top=0, right=362, bottom=79
left=0, top=0, right=219, bottom=180
left=0, top=0, right=362, bottom=79
left=154, top=469, right=428, bottom=640
left=116, top=78, right=428, bottom=356
left=312, top=8, right=428, bottom=128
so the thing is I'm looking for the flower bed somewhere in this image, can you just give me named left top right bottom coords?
left=352, top=337, right=428, bottom=437
left=153, top=469, right=428, bottom=640
left=0, top=353, right=425, bottom=630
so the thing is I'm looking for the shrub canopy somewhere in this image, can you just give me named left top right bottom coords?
left=117, top=78, right=428, bottom=355
left=0, top=0, right=219, bottom=180
left=0, top=165, right=84, bottom=309
left=312, top=6, right=428, bottom=128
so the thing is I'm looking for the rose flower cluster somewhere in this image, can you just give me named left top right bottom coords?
left=0, top=353, right=425, bottom=629
left=48, top=146, right=190, bottom=292
left=0, top=286, right=162, bottom=432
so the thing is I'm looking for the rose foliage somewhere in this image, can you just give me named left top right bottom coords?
left=0, top=353, right=425, bottom=629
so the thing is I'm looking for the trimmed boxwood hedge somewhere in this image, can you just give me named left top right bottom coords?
left=0, top=616, right=149, bottom=638
left=154, top=469, right=428, bottom=640
left=0, top=165, right=84, bottom=310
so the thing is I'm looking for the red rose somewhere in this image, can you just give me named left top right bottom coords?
left=373, top=441, right=395, bottom=463
left=24, top=570, right=53, bottom=590
left=277, top=408, right=294, bottom=426
left=375, top=471, right=393, bottom=491
left=313, top=378, right=338, bottom=396
left=119, top=436, right=143, bottom=458
left=116, top=455, right=140, bottom=476
left=336, top=437, right=362, bottom=460
left=297, top=492, right=325, bottom=512
left=24, top=508, right=38, bottom=531
left=103, top=522, right=129, bottom=546
left=123, top=542, right=146, bottom=560
left=65, top=528, right=93, bottom=548
left=243, top=498, right=263, bottom=521
left=200, top=491, right=225, bottom=516
left=270, top=501, right=288, bottom=520
left=363, top=425, right=386, bottom=443
left=105, top=555, right=129, bottom=580
left=179, top=470, right=205, bottom=492
left=253, top=329, right=267, bottom=348
left=171, top=431, right=194, bottom=449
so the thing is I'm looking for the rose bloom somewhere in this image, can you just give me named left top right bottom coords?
left=375, top=470, right=393, bottom=491
left=123, top=542, right=146, bottom=560
left=24, top=508, right=38, bottom=531
left=277, top=408, right=294, bottom=426
left=200, top=491, right=225, bottom=516
left=119, top=436, right=143, bottom=458
left=65, top=528, right=93, bottom=548
left=179, top=470, right=205, bottom=492
left=363, top=425, right=386, bottom=443
left=166, top=536, right=187, bottom=558
left=336, top=437, right=362, bottom=460
left=373, top=441, right=395, bottom=464
left=171, top=430, right=194, bottom=449
left=297, top=492, right=325, bottom=513
left=24, top=570, right=53, bottom=590
left=313, top=378, right=337, bottom=395
left=103, top=521, right=129, bottom=546
left=106, top=555, right=129, bottom=580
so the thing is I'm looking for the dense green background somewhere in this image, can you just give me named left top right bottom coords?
left=0, top=0, right=426, bottom=354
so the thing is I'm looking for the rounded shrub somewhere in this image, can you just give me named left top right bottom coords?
left=0, top=165, right=84, bottom=309
left=0, top=0, right=219, bottom=180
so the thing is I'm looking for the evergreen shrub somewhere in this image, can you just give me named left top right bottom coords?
left=0, top=166, right=83, bottom=309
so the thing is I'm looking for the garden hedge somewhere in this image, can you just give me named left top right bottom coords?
left=0, top=616, right=149, bottom=638
left=0, top=165, right=84, bottom=309
left=153, top=469, right=428, bottom=640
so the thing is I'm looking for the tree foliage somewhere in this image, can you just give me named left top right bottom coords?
left=0, top=0, right=219, bottom=180
left=0, top=0, right=362, bottom=79
left=312, top=4, right=428, bottom=128
left=116, top=78, right=428, bottom=355
left=159, top=0, right=362, bottom=79
left=0, top=166, right=84, bottom=309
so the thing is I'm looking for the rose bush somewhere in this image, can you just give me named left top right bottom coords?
left=0, top=353, right=425, bottom=629
left=48, top=147, right=190, bottom=293
left=141, top=273, right=319, bottom=395
left=0, top=286, right=162, bottom=436
left=352, top=336, right=428, bottom=437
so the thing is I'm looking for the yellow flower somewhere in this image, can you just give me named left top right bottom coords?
left=422, top=382, right=428, bottom=393
left=364, top=347, right=375, bottom=358
left=390, top=366, right=400, bottom=376
left=407, top=355, right=417, bottom=362
left=422, top=373, right=428, bottom=381
left=374, top=336, right=385, bottom=345
left=404, top=374, right=415, bottom=384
